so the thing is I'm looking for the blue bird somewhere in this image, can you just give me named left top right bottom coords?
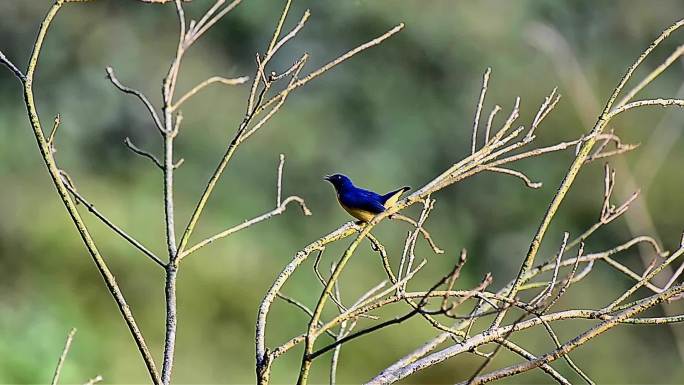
left=325, top=174, right=411, bottom=222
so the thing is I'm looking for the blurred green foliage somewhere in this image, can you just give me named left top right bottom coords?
left=1, top=0, right=684, bottom=384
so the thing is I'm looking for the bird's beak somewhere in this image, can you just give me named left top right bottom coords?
left=324, top=175, right=332, bottom=181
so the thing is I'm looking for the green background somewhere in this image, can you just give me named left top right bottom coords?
left=1, top=0, right=684, bottom=383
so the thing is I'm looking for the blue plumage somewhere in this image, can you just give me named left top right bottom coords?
left=325, top=174, right=410, bottom=222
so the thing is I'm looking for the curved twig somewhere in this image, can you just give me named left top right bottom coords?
left=105, top=67, right=164, bottom=134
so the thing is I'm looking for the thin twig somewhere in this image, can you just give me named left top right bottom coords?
left=616, top=44, right=684, bottom=108
left=607, top=98, right=684, bottom=119
left=390, top=214, right=444, bottom=254
left=0, top=49, right=26, bottom=81
left=171, top=75, right=249, bottom=111
left=276, top=292, right=337, bottom=339
left=186, top=0, right=242, bottom=46
left=180, top=194, right=310, bottom=259
left=82, top=375, right=103, bottom=385
left=484, top=105, right=501, bottom=143
left=60, top=172, right=165, bottom=267
left=257, top=23, right=405, bottom=115
left=472, top=68, right=491, bottom=154
left=497, top=339, right=570, bottom=385
left=52, top=328, right=77, bottom=385
left=105, top=67, right=164, bottom=134
left=486, top=166, right=542, bottom=189
left=47, top=114, right=61, bottom=151
left=604, top=247, right=684, bottom=311
left=277, top=154, right=285, bottom=205
left=124, top=137, right=163, bottom=169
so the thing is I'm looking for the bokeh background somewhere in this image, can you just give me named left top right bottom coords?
left=1, top=0, right=684, bottom=384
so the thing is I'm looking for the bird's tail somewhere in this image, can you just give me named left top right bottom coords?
left=381, top=186, right=411, bottom=208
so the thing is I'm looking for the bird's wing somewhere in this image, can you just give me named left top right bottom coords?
left=340, top=188, right=386, bottom=214
left=381, top=186, right=411, bottom=208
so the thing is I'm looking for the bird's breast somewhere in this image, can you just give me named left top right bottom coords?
left=337, top=194, right=375, bottom=222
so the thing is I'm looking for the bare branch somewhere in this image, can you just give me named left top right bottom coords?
left=586, top=142, right=640, bottom=162
left=531, top=232, right=569, bottom=306
left=185, top=0, right=242, bottom=47
left=176, top=47, right=304, bottom=258
left=82, top=375, right=103, bottom=385
left=499, top=18, right=684, bottom=327
left=239, top=55, right=308, bottom=141
left=603, top=247, right=684, bottom=311
left=105, top=67, right=164, bottom=134
left=47, top=114, right=61, bottom=148
left=180, top=154, right=310, bottom=259
left=186, top=0, right=242, bottom=46
left=171, top=110, right=183, bottom=138
left=458, top=283, right=684, bottom=385
left=607, top=98, right=684, bottom=119
left=527, top=87, right=561, bottom=139
left=486, top=166, right=542, bottom=189
left=277, top=153, right=285, bottom=205
left=368, top=284, right=684, bottom=384
left=368, top=237, right=664, bottom=384
left=308, top=261, right=472, bottom=362
left=51, top=328, right=77, bottom=385
left=276, top=292, right=337, bottom=339
left=292, top=23, right=404, bottom=87
left=497, top=339, right=570, bottom=385
left=21, top=2, right=161, bottom=382
left=397, top=199, right=434, bottom=293
left=266, top=9, right=311, bottom=64
left=246, top=0, right=297, bottom=112
left=124, top=137, right=163, bottom=169
left=171, top=75, right=249, bottom=111
left=257, top=23, right=405, bottom=114
left=442, top=249, right=468, bottom=311
left=537, top=317, right=595, bottom=385
left=60, top=171, right=166, bottom=268
left=0, top=49, right=26, bottom=82
left=472, top=68, right=491, bottom=154
left=616, top=44, right=684, bottom=107
left=484, top=105, right=501, bottom=143
left=390, top=214, right=444, bottom=254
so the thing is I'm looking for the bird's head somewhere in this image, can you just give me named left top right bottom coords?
left=324, top=173, right=353, bottom=191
